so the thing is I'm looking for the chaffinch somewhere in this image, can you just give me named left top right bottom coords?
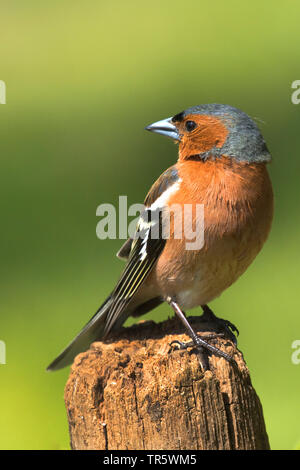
left=47, top=104, right=273, bottom=371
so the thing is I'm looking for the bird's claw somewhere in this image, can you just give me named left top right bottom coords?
left=170, top=340, right=211, bottom=371
left=216, top=318, right=239, bottom=345
left=199, top=306, right=239, bottom=346
left=170, top=333, right=224, bottom=350
left=170, top=339, right=193, bottom=350
left=224, top=319, right=239, bottom=336
left=170, top=333, right=236, bottom=367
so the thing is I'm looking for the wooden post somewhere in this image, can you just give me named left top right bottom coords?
left=64, top=316, right=270, bottom=450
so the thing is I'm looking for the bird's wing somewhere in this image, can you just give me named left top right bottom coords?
left=47, top=165, right=181, bottom=371
left=115, top=164, right=180, bottom=261
left=105, top=165, right=181, bottom=333
left=116, top=237, right=133, bottom=260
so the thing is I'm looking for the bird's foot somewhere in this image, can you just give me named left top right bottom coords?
left=170, top=332, right=224, bottom=350
left=167, top=298, right=237, bottom=370
left=170, top=332, right=236, bottom=371
left=200, top=305, right=239, bottom=346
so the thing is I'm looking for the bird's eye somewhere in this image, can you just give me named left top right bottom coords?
left=185, top=120, right=197, bottom=132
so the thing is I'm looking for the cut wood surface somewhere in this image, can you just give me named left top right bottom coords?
left=64, top=316, right=270, bottom=450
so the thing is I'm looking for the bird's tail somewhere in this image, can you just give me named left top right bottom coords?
left=46, top=295, right=113, bottom=371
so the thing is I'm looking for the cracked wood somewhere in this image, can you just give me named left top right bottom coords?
left=64, top=316, right=270, bottom=450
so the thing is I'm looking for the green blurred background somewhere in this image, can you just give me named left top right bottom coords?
left=1, top=0, right=300, bottom=450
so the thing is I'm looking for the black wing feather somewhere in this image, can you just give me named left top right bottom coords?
left=104, top=209, right=165, bottom=334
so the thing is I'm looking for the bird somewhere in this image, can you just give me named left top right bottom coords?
left=47, top=103, right=273, bottom=371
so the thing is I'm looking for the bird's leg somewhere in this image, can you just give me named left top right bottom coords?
left=166, top=298, right=236, bottom=367
left=200, top=304, right=239, bottom=345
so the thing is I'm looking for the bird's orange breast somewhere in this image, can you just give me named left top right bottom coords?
left=149, top=156, right=273, bottom=308
left=173, top=156, right=273, bottom=242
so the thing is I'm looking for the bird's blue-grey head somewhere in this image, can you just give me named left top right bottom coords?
left=146, top=104, right=271, bottom=164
